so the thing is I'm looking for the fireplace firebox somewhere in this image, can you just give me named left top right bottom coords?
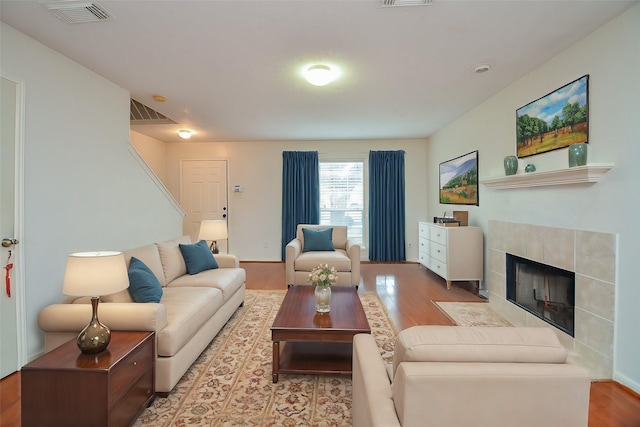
left=506, top=254, right=575, bottom=336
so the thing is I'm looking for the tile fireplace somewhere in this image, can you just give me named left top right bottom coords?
left=487, top=220, right=616, bottom=379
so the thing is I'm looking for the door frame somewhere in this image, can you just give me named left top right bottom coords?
left=1, top=74, right=27, bottom=374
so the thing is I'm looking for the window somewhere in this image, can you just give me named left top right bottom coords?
left=319, top=161, right=364, bottom=246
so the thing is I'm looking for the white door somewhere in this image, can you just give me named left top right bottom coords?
left=181, top=160, right=228, bottom=251
left=1, top=76, right=25, bottom=379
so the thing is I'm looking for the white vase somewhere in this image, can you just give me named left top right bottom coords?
left=314, top=286, right=331, bottom=313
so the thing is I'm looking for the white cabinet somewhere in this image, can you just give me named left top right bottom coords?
left=418, top=222, right=483, bottom=290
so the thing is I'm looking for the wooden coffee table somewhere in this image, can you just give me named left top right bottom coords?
left=271, top=285, right=371, bottom=383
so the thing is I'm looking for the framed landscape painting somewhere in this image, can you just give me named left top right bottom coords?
left=439, top=150, right=478, bottom=206
left=516, top=75, right=589, bottom=158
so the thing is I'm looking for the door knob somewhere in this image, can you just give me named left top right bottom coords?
left=2, top=238, right=19, bottom=248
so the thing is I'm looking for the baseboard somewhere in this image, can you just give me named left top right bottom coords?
left=612, top=372, right=640, bottom=396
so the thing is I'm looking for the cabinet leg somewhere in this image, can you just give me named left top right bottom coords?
left=446, top=280, right=452, bottom=290
left=272, top=341, right=279, bottom=383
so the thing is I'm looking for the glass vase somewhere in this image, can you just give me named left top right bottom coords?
left=314, top=285, right=331, bottom=313
left=568, top=142, right=588, bottom=167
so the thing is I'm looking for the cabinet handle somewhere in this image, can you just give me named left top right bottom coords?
left=133, top=362, right=137, bottom=366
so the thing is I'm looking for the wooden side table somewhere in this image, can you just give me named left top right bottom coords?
left=21, top=331, right=155, bottom=427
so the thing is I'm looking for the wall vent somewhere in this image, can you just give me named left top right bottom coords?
left=42, top=1, right=115, bottom=24
left=382, top=0, right=432, bottom=6
left=130, top=99, right=177, bottom=125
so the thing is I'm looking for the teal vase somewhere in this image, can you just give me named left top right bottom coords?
left=568, top=143, right=588, bottom=167
left=503, top=156, right=518, bottom=176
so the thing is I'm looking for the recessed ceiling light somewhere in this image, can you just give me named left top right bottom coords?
left=304, top=64, right=340, bottom=86
left=178, top=129, right=192, bottom=139
left=152, top=95, right=166, bottom=103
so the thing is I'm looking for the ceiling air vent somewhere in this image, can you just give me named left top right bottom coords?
left=42, top=1, right=115, bottom=24
left=130, top=99, right=177, bottom=125
left=382, top=0, right=432, bottom=6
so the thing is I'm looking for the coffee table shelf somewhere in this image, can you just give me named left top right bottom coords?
left=278, top=342, right=353, bottom=376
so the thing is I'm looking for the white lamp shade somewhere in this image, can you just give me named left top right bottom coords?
left=62, top=251, right=129, bottom=297
left=198, top=220, right=228, bottom=241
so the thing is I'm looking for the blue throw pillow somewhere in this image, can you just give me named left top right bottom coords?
left=179, top=240, right=219, bottom=275
left=127, top=257, right=163, bottom=303
left=302, top=227, right=335, bottom=252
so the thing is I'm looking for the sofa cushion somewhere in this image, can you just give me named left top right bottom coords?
left=157, top=236, right=191, bottom=285
left=104, top=243, right=164, bottom=302
left=393, top=325, right=568, bottom=375
left=302, top=227, right=335, bottom=252
left=156, top=287, right=223, bottom=357
left=179, top=240, right=219, bottom=274
left=121, top=243, right=165, bottom=285
left=167, top=267, right=246, bottom=301
left=127, top=257, right=163, bottom=303
left=294, top=249, right=352, bottom=272
left=297, top=224, right=348, bottom=250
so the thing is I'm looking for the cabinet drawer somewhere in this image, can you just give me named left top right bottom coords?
left=430, top=257, right=448, bottom=279
left=430, top=241, right=447, bottom=263
left=418, top=223, right=430, bottom=239
left=418, top=237, right=430, bottom=255
left=110, top=370, right=154, bottom=427
left=430, top=227, right=447, bottom=246
left=110, top=337, right=154, bottom=402
left=418, top=252, right=430, bottom=268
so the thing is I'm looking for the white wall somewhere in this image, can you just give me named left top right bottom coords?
left=131, top=130, right=168, bottom=182
left=426, top=5, right=640, bottom=392
left=164, top=139, right=428, bottom=261
left=0, top=23, right=184, bottom=361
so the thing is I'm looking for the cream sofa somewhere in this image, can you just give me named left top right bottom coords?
left=353, top=325, right=591, bottom=427
left=38, top=236, right=246, bottom=396
left=285, top=224, right=360, bottom=286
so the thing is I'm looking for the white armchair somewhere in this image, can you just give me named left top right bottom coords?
left=285, top=224, right=361, bottom=287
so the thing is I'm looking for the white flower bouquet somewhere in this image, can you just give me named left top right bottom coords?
left=307, top=264, right=338, bottom=288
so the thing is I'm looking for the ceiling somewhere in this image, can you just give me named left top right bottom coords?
left=1, top=0, right=636, bottom=143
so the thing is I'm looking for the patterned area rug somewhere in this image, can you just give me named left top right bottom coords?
left=434, top=302, right=513, bottom=327
left=133, top=290, right=397, bottom=427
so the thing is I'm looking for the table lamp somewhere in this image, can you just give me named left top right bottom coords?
left=62, top=251, right=129, bottom=354
left=198, top=220, right=228, bottom=254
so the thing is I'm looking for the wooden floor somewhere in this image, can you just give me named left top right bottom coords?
left=2, top=262, right=639, bottom=426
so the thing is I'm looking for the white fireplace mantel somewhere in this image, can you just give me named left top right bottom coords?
left=480, top=164, right=613, bottom=190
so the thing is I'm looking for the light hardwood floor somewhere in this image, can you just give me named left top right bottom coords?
left=1, top=262, right=639, bottom=427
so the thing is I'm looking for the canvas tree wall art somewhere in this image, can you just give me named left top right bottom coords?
left=516, top=75, right=589, bottom=158
left=439, top=150, right=478, bottom=206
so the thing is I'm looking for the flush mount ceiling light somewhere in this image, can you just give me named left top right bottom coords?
left=304, top=64, right=340, bottom=86
left=473, top=63, right=491, bottom=74
left=178, top=129, right=192, bottom=139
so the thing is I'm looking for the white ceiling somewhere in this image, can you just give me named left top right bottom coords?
left=1, top=0, right=636, bottom=143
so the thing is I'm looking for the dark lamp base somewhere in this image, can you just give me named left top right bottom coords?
left=77, top=297, right=111, bottom=354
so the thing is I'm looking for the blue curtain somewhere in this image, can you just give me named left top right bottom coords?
left=281, top=151, right=320, bottom=260
left=369, top=150, right=406, bottom=261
